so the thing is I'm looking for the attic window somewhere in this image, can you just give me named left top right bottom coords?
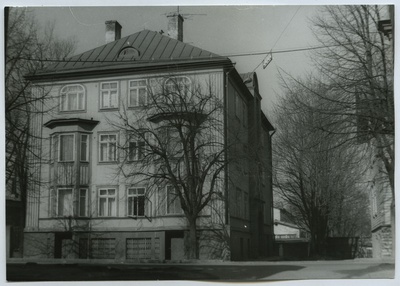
left=118, top=47, right=140, bottom=59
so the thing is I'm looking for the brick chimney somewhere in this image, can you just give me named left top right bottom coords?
left=167, top=13, right=184, bottom=41
left=105, top=20, right=122, bottom=44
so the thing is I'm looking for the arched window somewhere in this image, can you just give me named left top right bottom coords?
left=164, top=76, right=192, bottom=97
left=118, top=47, right=140, bottom=60
left=60, top=84, right=85, bottom=111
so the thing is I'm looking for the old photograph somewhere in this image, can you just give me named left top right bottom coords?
left=4, top=2, right=395, bottom=284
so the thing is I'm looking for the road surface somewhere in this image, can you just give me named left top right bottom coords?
left=6, top=259, right=395, bottom=282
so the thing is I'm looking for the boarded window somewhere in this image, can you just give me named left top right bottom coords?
left=126, top=238, right=152, bottom=260
left=90, top=238, right=116, bottom=259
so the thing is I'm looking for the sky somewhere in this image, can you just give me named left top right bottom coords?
left=20, top=4, right=322, bottom=122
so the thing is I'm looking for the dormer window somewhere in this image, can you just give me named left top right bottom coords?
left=118, top=47, right=140, bottom=60
left=60, top=84, right=86, bottom=112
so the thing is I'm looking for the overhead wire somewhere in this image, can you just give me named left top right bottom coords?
left=251, top=6, right=302, bottom=73
left=9, top=42, right=356, bottom=64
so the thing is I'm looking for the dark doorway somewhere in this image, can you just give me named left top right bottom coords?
left=54, top=232, right=73, bottom=258
left=165, top=230, right=184, bottom=260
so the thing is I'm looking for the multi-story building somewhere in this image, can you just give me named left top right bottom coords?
left=23, top=14, right=274, bottom=261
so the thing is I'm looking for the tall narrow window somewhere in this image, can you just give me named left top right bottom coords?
left=98, top=188, right=116, bottom=217
left=129, top=80, right=147, bottom=107
left=50, top=135, right=58, bottom=163
left=60, top=85, right=85, bottom=111
left=99, top=134, right=117, bottom=162
left=59, top=134, right=74, bottom=162
left=57, top=188, right=73, bottom=217
left=128, top=134, right=146, bottom=161
left=79, top=189, right=88, bottom=217
left=166, top=186, right=182, bottom=215
left=100, top=82, right=119, bottom=109
left=127, top=188, right=145, bottom=217
left=80, top=134, right=89, bottom=161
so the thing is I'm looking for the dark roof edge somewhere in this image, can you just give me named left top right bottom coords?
left=261, top=111, right=274, bottom=131
left=44, top=118, right=100, bottom=129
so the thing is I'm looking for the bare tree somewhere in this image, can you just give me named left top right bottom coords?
left=111, top=75, right=234, bottom=259
left=309, top=5, right=394, bottom=253
left=273, top=81, right=370, bottom=257
left=5, top=7, right=76, bottom=253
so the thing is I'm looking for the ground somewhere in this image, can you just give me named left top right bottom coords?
left=6, top=258, right=395, bottom=282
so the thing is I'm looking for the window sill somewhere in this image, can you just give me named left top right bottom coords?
left=97, top=161, right=118, bottom=165
left=59, top=110, right=86, bottom=114
left=99, top=107, right=119, bottom=112
left=127, top=105, right=147, bottom=109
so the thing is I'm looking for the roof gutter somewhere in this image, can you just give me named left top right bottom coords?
left=25, top=58, right=233, bottom=82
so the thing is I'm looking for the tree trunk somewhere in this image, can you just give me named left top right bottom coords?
left=186, top=216, right=198, bottom=260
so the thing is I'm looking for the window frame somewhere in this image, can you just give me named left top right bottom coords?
left=79, top=188, right=89, bottom=217
left=128, top=79, right=148, bottom=107
left=58, top=133, right=75, bottom=162
left=49, top=134, right=58, bottom=163
left=60, top=84, right=86, bottom=112
left=56, top=188, right=74, bottom=217
left=80, top=134, right=89, bottom=162
left=127, top=187, right=146, bottom=217
left=98, top=188, right=117, bottom=217
left=164, top=76, right=192, bottom=103
left=98, top=133, right=118, bottom=163
left=128, top=131, right=149, bottom=161
left=166, top=185, right=183, bottom=215
left=99, top=81, right=119, bottom=109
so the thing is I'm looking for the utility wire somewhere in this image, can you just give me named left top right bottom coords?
left=251, top=6, right=302, bottom=73
left=9, top=42, right=354, bottom=64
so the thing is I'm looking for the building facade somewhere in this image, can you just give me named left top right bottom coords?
left=23, top=15, right=274, bottom=261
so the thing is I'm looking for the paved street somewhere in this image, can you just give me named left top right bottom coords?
left=6, top=259, right=395, bottom=282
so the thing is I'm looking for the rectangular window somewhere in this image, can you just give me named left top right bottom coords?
left=50, top=135, right=58, bottom=163
left=80, top=134, right=89, bottom=162
left=166, top=186, right=182, bottom=215
left=159, top=127, right=183, bottom=157
left=128, top=135, right=146, bottom=161
left=100, top=82, right=119, bottom=109
left=79, top=188, right=88, bottom=217
left=98, top=188, right=117, bottom=217
left=129, top=80, right=147, bottom=107
left=57, top=188, right=73, bottom=217
left=99, top=134, right=117, bottom=162
left=127, top=188, right=145, bottom=217
left=59, top=134, right=74, bottom=162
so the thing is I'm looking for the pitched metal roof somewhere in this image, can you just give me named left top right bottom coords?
left=29, top=30, right=231, bottom=80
